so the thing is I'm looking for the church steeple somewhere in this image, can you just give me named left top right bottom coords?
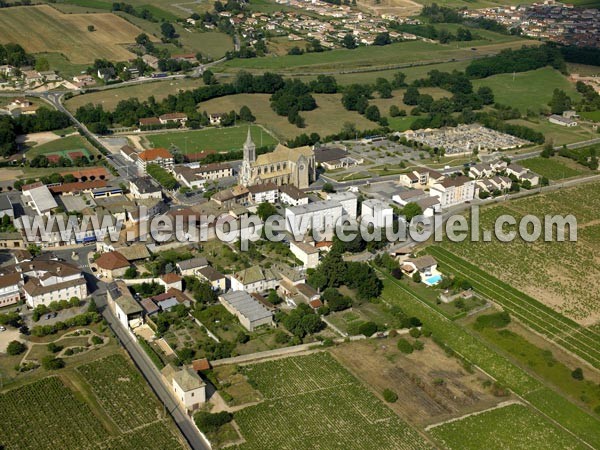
left=243, top=127, right=255, bottom=163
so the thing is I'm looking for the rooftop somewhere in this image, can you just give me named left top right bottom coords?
left=220, top=290, right=273, bottom=323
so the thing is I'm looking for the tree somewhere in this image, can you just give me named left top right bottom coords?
left=42, top=356, right=65, bottom=370
left=477, top=86, right=494, bottom=105
left=548, top=89, right=572, bottom=115
left=391, top=72, right=407, bottom=88
left=401, top=202, right=423, bottom=221
left=6, top=340, right=26, bottom=355
left=358, top=321, right=377, bottom=337
left=389, top=105, right=400, bottom=117
left=202, top=69, right=217, bottom=85
left=342, top=33, right=357, bottom=49
left=364, top=105, right=381, bottom=122
left=412, top=271, right=422, bottom=283
left=27, top=244, right=41, bottom=257
left=382, top=389, right=398, bottom=403
left=256, top=202, right=277, bottom=221
left=87, top=25, right=95, bottom=32
left=239, top=105, right=255, bottom=122
left=195, top=411, right=232, bottom=433
left=322, top=182, right=335, bottom=193
left=161, top=22, right=176, bottom=39
left=571, top=367, right=584, bottom=381
left=397, top=338, right=413, bottom=354
left=124, top=266, right=138, bottom=279
left=403, top=86, right=420, bottom=105
left=374, top=32, right=392, bottom=46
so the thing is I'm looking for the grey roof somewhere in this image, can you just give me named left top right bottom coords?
left=177, top=257, right=209, bottom=271
left=131, top=177, right=161, bottom=193
left=314, top=146, right=348, bottom=163
left=25, top=185, right=57, bottom=213
left=220, top=290, right=273, bottom=323
left=287, top=199, right=341, bottom=215
left=173, top=366, right=205, bottom=391
left=0, top=195, right=12, bottom=211
left=157, top=297, right=179, bottom=311
left=416, top=197, right=440, bottom=209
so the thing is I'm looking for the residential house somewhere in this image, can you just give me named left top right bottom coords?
left=229, top=265, right=279, bottom=293
left=290, top=240, right=320, bottom=269
left=416, top=196, right=442, bottom=217
left=549, top=114, right=577, bottom=127
left=139, top=117, right=162, bottom=128
left=285, top=200, right=343, bottom=236
left=0, top=272, right=22, bottom=307
left=209, top=113, right=225, bottom=125
left=197, top=266, right=227, bottom=291
left=136, top=148, right=174, bottom=175
left=129, top=178, right=162, bottom=200
left=399, top=169, right=445, bottom=188
left=95, top=251, right=130, bottom=280
left=361, top=199, right=393, bottom=228
left=429, top=176, right=475, bottom=208
left=392, top=189, right=428, bottom=206
left=176, top=257, right=209, bottom=276
left=159, top=113, right=187, bottom=125
left=401, top=255, right=438, bottom=276
left=327, top=192, right=358, bottom=219
left=161, top=365, right=206, bottom=412
left=107, top=280, right=143, bottom=330
left=279, top=184, right=308, bottom=206
left=22, top=184, right=58, bottom=217
left=247, top=183, right=279, bottom=204
left=0, top=232, right=24, bottom=249
left=160, top=273, right=183, bottom=291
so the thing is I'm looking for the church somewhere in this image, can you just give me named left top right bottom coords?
left=238, top=129, right=316, bottom=189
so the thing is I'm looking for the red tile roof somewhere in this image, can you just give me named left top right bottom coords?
left=161, top=273, right=182, bottom=283
left=139, top=148, right=172, bottom=161
left=192, top=358, right=211, bottom=371
left=50, top=180, right=106, bottom=194
left=95, top=251, right=130, bottom=270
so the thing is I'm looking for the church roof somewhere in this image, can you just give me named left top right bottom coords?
left=254, top=144, right=313, bottom=166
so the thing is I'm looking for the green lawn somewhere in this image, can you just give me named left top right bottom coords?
left=580, top=110, right=600, bottom=122
left=520, top=156, right=585, bottom=180
left=429, top=403, right=587, bottom=450
left=472, top=67, right=581, bottom=113
left=506, top=118, right=596, bottom=146
left=387, top=116, right=417, bottom=132
left=144, top=125, right=277, bottom=153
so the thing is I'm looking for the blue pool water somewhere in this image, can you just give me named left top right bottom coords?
left=424, top=274, right=442, bottom=286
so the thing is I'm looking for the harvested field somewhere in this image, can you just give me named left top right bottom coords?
left=331, top=338, right=502, bottom=426
left=0, top=5, right=155, bottom=63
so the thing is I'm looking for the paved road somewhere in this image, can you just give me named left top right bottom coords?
left=96, top=294, right=209, bottom=450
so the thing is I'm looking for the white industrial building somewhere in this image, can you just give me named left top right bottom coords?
left=219, top=290, right=274, bottom=331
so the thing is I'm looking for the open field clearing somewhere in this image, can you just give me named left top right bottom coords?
left=507, top=118, right=597, bottom=146
left=196, top=93, right=376, bottom=140
left=331, top=339, right=502, bottom=427
left=428, top=403, right=587, bottom=449
left=370, top=87, right=450, bottom=115
left=567, top=63, right=600, bottom=77
left=519, top=156, right=588, bottom=180
left=144, top=125, right=277, bottom=153
left=580, top=110, right=600, bottom=122
left=472, top=67, right=581, bottom=113
left=436, top=181, right=600, bottom=326
left=0, top=5, right=154, bottom=64
left=357, top=0, right=422, bottom=17
left=220, top=39, right=535, bottom=73
left=377, top=271, right=600, bottom=447
left=234, top=352, right=430, bottom=449
left=65, top=78, right=206, bottom=112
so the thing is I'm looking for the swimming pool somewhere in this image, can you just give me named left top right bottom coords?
left=424, top=274, right=442, bottom=286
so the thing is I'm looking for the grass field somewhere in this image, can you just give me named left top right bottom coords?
left=65, top=78, right=206, bottom=112
left=220, top=38, right=534, bottom=73
left=144, top=125, right=277, bottom=153
left=234, top=352, right=430, bottom=450
left=196, top=93, right=377, bottom=140
left=580, top=110, right=600, bottom=122
left=435, top=181, right=600, bottom=326
left=377, top=271, right=600, bottom=448
left=26, top=135, right=97, bottom=159
left=506, top=118, right=596, bottom=146
left=519, top=156, right=586, bottom=180
left=429, top=403, right=586, bottom=450
left=472, top=67, right=581, bottom=113
left=0, top=5, right=154, bottom=64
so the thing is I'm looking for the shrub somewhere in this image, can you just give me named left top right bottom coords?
left=409, top=327, right=421, bottom=338
left=397, top=338, right=413, bottom=354
left=194, top=411, right=232, bottom=433
left=6, top=340, right=26, bottom=356
left=571, top=367, right=584, bottom=381
left=91, top=336, right=103, bottom=345
left=358, top=321, right=378, bottom=337
left=47, top=342, right=63, bottom=353
left=412, top=339, right=424, bottom=351
left=382, top=389, right=398, bottom=403
left=42, top=356, right=65, bottom=370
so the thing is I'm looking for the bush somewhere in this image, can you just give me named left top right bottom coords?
left=237, top=331, right=250, bottom=344
left=194, top=411, right=232, bottom=433
left=571, top=367, right=584, bottom=381
left=42, top=356, right=65, bottom=370
left=382, top=388, right=398, bottom=403
left=397, top=338, right=413, bottom=354
left=47, top=342, right=63, bottom=353
left=91, top=336, right=103, bottom=345
left=409, top=327, right=421, bottom=338
left=6, top=340, right=26, bottom=356
left=358, top=321, right=378, bottom=337
left=412, top=339, right=424, bottom=351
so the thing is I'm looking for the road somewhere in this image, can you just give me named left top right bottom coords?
left=96, top=293, right=209, bottom=450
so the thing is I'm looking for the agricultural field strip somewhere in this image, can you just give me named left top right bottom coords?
left=428, top=246, right=600, bottom=368
left=377, top=271, right=600, bottom=449
left=424, top=399, right=523, bottom=431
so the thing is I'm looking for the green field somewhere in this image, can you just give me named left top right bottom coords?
left=377, top=271, right=600, bottom=448
left=507, top=118, right=596, bottom=146
left=472, top=67, right=581, bottom=113
left=220, top=39, right=532, bottom=72
left=580, top=110, right=600, bottom=122
left=429, top=403, right=586, bottom=450
left=234, top=352, right=429, bottom=450
left=26, top=135, right=97, bottom=160
left=144, top=125, right=278, bottom=153
left=520, top=156, right=585, bottom=180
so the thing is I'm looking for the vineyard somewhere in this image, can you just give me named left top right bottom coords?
left=0, top=377, right=105, bottom=449
left=235, top=353, right=430, bottom=450
left=377, top=272, right=600, bottom=448
left=437, top=182, right=600, bottom=325
left=96, top=422, right=184, bottom=450
left=77, top=354, right=162, bottom=432
left=428, top=245, right=600, bottom=370
left=429, top=403, right=587, bottom=450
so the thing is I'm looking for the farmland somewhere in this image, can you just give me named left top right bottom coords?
left=219, top=38, right=534, bottom=73
left=65, top=78, right=206, bottom=112
left=143, top=125, right=278, bottom=153
left=435, top=181, right=600, bottom=326
left=377, top=271, right=600, bottom=448
left=471, top=67, right=581, bottom=114
left=428, top=403, right=587, bottom=450
left=194, top=93, right=377, bottom=140
left=0, top=5, right=153, bottom=64
left=234, top=352, right=430, bottom=449
left=519, top=156, right=586, bottom=180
